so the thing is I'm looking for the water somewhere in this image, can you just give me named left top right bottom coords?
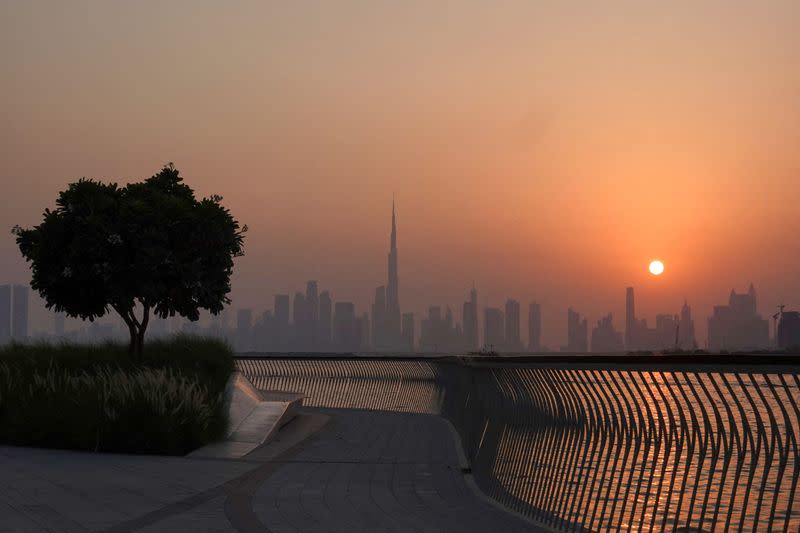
left=237, top=358, right=800, bottom=532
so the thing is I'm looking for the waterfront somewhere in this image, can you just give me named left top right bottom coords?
left=239, top=357, right=800, bottom=532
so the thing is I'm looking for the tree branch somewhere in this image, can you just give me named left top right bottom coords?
left=112, top=303, right=134, bottom=329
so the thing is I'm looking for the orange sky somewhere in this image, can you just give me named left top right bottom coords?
left=2, top=1, right=799, bottom=347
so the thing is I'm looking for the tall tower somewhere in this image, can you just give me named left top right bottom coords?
left=385, top=200, right=401, bottom=343
left=528, top=302, right=541, bottom=352
left=463, top=285, right=479, bottom=351
left=625, top=287, right=636, bottom=350
left=505, top=298, right=522, bottom=351
left=306, top=280, right=319, bottom=349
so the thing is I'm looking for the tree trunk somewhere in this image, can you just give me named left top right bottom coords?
left=128, top=328, right=141, bottom=360
left=125, top=321, right=139, bottom=359
left=135, top=327, right=146, bottom=360
left=115, top=303, right=149, bottom=362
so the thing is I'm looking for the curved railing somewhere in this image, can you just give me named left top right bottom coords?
left=236, top=356, right=800, bottom=532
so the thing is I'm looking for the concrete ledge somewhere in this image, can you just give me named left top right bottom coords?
left=188, top=372, right=304, bottom=459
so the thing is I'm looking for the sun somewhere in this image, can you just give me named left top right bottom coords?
left=649, top=260, right=665, bottom=276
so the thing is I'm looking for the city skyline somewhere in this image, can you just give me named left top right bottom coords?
left=3, top=203, right=793, bottom=352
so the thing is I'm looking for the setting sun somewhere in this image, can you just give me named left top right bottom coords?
left=649, top=260, right=665, bottom=276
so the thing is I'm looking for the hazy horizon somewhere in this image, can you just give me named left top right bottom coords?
left=2, top=1, right=799, bottom=348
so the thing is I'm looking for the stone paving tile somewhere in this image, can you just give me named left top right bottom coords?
left=253, top=408, right=542, bottom=532
left=137, top=495, right=235, bottom=533
left=1, top=408, right=543, bottom=532
left=0, top=446, right=256, bottom=532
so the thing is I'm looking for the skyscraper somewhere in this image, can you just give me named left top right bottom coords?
left=274, top=293, right=290, bottom=351
left=12, top=285, right=28, bottom=342
left=707, top=284, right=769, bottom=351
left=566, top=307, right=588, bottom=352
left=402, top=312, right=415, bottom=352
left=236, top=308, right=253, bottom=352
left=679, top=299, right=697, bottom=349
left=333, top=302, right=359, bottom=351
left=591, top=314, right=624, bottom=353
left=504, top=298, right=522, bottom=352
left=371, top=285, right=387, bottom=349
left=359, top=312, right=370, bottom=350
left=319, top=290, right=332, bottom=349
left=306, top=280, right=319, bottom=348
left=625, top=287, right=636, bottom=350
left=463, top=286, right=479, bottom=351
left=778, top=311, right=800, bottom=349
left=528, top=302, right=541, bottom=352
left=0, top=285, right=10, bottom=345
left=274, top=294, right=290, bottom=329
left=385, top=200, right=401, bottom=344
left=292, top=292, right=307, bottom=349
left=484, top=307, right=505, bottom=351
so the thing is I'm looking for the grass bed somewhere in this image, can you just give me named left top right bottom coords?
left=0, top=335, right=234, bottom=455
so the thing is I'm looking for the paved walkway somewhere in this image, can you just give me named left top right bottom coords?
left=0, top=409, right=542, bottom=532
left=250, top=409, right=538, bottom=533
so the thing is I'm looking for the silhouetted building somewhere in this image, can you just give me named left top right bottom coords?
left=419, top=305, right=463, bottom=352
left=484, top=307, right=504, bottom=351
left=707, top=284, right=769, bottom=352
left=333, top=302, right=359, bottom=351
left=420, top=306, right=442, bottom=351
left=505, top=298, right=523, bottom=352
left=359, top=312, right=370, bottom=350
left=462, top=286, right=479, bottom=351
left=778, top=311, right=800, bottom=349
left=306, top=280, right=319, bottom=349
left=528, top=302, right=541, bottom=352
left=565, top=307, right=588, bottom=352
left=371, top=285, right=387, bottom=349
left=252, top=311, right=272, bottom=351
left=292, top=292, right=307, bottom=349
left=319, top=291, right=332, bottom=348
left=655, top=314, right=678, bottom=349
left=273, top=294, right=290, bottom=351
left=626, top=287, right=695, bottom=351
left=678, top=299, right=697, bottom=349
left=402, top=312, right=415, bottom=351
left=385, top=200, right=401, bottom=346
left=625, top=287, right=636, bottom=350
left=236, top=308, right=253, bottom=352
left=12, top=285, right=28, bottom=342
left=0, top=285, right=10, bottom=345
left=274, top=294, right=290, bottom=329
left=591, top=313, right=624, bottom=353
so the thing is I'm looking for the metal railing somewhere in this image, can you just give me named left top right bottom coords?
left=236, top=356, right=800, bottom=532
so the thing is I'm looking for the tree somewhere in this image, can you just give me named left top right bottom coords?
left=13, top=164, right=246, bottom=359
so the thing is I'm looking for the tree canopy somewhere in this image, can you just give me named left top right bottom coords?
left=14, top=164, right=246, bottom=357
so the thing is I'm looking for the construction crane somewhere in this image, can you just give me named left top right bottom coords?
left=772, top=304, right=785, bottom=348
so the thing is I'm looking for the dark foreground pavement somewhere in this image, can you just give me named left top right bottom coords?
left=249, top=408, right=540, bottom=533
left=0, top=408, right=543, bottom=532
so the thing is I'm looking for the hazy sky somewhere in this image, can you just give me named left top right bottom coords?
left=2, top=1, right=799, bottom=347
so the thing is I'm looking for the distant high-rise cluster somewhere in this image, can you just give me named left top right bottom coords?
left=591, top=314, right=624, bottom=353
left=707, top=284, right=769, bottom=352
left=231, top=282, right=367, bottom=353
left=0, top=284, right=28, bottom=345
left=565, top=307, right=588, bottom=352
left=624, top=287, right=697, bottom=351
